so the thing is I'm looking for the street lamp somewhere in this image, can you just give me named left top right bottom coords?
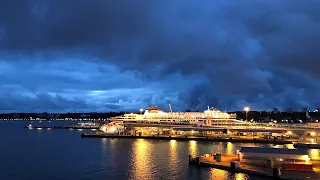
left=139, top=108, right=144, bottom=115
left=244, top=107, right=250, bottom=121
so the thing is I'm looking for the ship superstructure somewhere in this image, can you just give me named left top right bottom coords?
left=110, top=105, right=239, bottom=126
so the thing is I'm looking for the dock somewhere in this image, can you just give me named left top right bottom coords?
left=81, top=133, right=293, bottom=144
left=25, top=125, right=100, bottom=130
left=189, top=155, right=320, bottom=180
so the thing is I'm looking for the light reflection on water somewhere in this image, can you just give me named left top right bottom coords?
left=0, top=121, right=269, bottom=180
left=130, top=139, right=155, bottom=180
left=188, top=140, right=198, bottom=157
left=169, top=140, right=178, bottom=170
left=226, top=142, right=234, bottom=155
left=4, top=121, right=320, bottom=179
left=210, top=168, right=228, bottom=179
left=125, top=139, right=258, bottom=180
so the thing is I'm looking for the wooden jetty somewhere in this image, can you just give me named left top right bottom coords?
left=81, top=133, right=293, bottom=144
left=189, top=154, right=320, bottom=180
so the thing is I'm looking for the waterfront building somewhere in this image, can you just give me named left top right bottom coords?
left=109, top=106, right=238, bottom=126
left=99, top=121, right=124, bottom=133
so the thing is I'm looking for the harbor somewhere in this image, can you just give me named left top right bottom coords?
left=23, top=105, right=320, bottom=179
left=25, top=106, right=320, bottom=147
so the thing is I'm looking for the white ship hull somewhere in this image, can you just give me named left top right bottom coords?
left=109, top=106, right=242, bottom=126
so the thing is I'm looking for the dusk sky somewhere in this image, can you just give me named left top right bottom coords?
left=0, top=0, right=320, bottom=113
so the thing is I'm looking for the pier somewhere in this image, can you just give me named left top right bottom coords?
left=81, top=133, right=293, bottom=144
left=189, top=154, right=320, bottom=180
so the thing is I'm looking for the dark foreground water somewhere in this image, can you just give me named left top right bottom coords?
left=0, top=121, right=319, bottom=180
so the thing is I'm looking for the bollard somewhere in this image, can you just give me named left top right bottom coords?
left=230, top=162, right=236, bottom=172
left=195, top=157, right=200, bottom=165
left=272, top=167, right=281, bottom=179
left=215, top=153, right=221, bottom=162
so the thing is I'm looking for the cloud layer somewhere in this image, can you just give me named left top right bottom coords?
left=0, top=0, right=320, bottom=112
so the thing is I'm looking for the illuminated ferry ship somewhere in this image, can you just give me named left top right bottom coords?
left=109, top=105, right=240, bottom=126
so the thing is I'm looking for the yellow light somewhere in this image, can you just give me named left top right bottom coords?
left=311, top=138, right=315, bottom=144
left=110, top=126, right=116, bottom=132
left=191, top=130, right=194, bottom=134
left=310, top=131, right=316, bottom=137
left=287, top=131, right=292, bottom=135
left=169, top=140, right=177, bottom=170
left=235, top=173, right=246, bottom=180
left=170, top=139, right=176, bottom=144
left=303, top=155, right=310, bottom=163
left=189, top=140, right=197, bottom=157
left=132, top=139, right=154, bottom=180
left=99, top=125, right=107, bottom=132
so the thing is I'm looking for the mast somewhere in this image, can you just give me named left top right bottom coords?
left=169, top=104, right=173, bottom=113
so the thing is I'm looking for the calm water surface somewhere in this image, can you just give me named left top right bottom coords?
left=0, top=121, right=319, bottom=180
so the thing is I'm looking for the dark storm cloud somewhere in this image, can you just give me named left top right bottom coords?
left=0, top=0, right=152, bottom=51
left=0, top=0, right=320, bottom=112
left=0, top=91, right=89, bottom=112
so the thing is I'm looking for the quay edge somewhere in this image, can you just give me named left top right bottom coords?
left=80, top=133, right=293, bottom=144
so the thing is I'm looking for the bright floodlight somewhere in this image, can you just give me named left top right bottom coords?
left=310, top=131, right=316, bottom=137
left=109, top=126, right=116, bottom=133
left=139, top=108, right=143, bottom=112
left=244, top=107, right=250, bottom=112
